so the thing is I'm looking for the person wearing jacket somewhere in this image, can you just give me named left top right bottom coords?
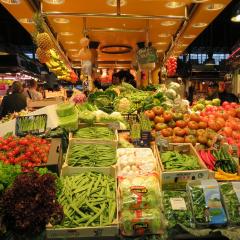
left=0, top=81, right=27, bottom=117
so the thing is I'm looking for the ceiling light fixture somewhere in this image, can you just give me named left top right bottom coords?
left=1, top=0, right=21, bottom=4
left=157, top=49, right=164, bottom=53
left=183, top=34, right=196, bottom=39
left=158, top=33, right=171, bottom=38
left=161, top=21, right=177, bottom=26
left=206, top=3, right=224, bottom=11
left=53, top=18, right=70, bottom=24
left=155, top=42, right=167, bottom=45
left=192, top=0, right=208, bottom=3
left=106, top=0, right=126, bottom=7
left=231, top=2, right=240, bottom=23
left=19, top=18, right=33, bottom=24
left=68, top=49, right=79, bottom=52
left=60, top=32, right=74, bottom=36
left=43, top=0, right=64, bottom=4
left=65, top=41, right=76, bottom=44
left=192, top=22, right=207, bottom=28
left=165, top=1, right=184, bottom=9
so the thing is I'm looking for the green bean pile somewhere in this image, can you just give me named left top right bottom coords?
left=57, top=172, right=116, bottom=228
left=74, top=127, right=115, bottom=140
left=68, top=144, right=116, bottom=167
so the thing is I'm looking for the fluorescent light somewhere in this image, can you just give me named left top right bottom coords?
left=106, top=0, right=126, bottom=7
left=192, top=22, right=207, bottom=28
left=43, top=0, right=64, bottom=4
left=68, top=49, right=79, bottom=52
left=165, top=1, right=184, bottom=9
left=158, top=33, right=171, bottom=38
left=155, top=42, right=167, bottom=45
left=183, top=34, right=196, bottom=39
left=60, top=32, right=74, bottom=36
left=231, top=14, right=240, bottom=22
left=157, top=49, right=164, bottom=53
left=1, top=0, right=21, bottom=4
left=231, top=5, right=240, bottom=23
left=206, top=3, right=224, bottom=11
left=65, top=41, right=76, bottom=44
left=192, top=0, right=208, bottom=2
left=161, top=21, right=177, bottom=26
left=53, top=18, right=70, bottom=24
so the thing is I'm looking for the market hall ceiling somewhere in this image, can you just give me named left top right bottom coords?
left=0, top=0, right=232, bottom=68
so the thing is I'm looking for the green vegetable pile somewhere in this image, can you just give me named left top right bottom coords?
left=56, top=103, right=75, bottom=117
left=213, top=146, right=238, bottom=173
left=220, top=182, right=240, bottom=225
left=57, top=172, right=116, bottom=228
left=88, top=91, right=117, bottom=113
left=0, top=162, right=21, bottom=194
left=58, top=110, right=78, bottom=132
left=131, top=123, right=141, bottom=140
left=163, top=190, right=191, bottom=228
left=120, top=208, right=163, bottom=236
left=139, top=112, right=152, bottom=131
left=73, top=126, right=115, bottom=140
left=161, top=151, right=200, bottom=171
left=67, top=143, right=116, bottom=167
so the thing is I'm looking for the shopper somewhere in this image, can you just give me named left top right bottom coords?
left=206, top=83, right=219, bottom=100
left=0, top=81, right=27, bottom=117
left=26, top=79, right=43, bottom=101
left=187, top=81, right=195, bottom=105
left=219, top=84, right=239, bottom=104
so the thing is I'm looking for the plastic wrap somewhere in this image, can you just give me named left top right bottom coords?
left=120, top=208, right=164, bottom=236
left=187, top=179, right=227, bottom=228
left=163, top=190, right=191, bottom=228
left=56, top=103, right=75, bottom=117
left=117, top=148, right=157, bottom=177
left=119, top=173, right=161, bottom=209
left=220, top=182, right=240, bottom=226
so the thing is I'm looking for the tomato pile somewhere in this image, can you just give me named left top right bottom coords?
left=0, top=135, right=50, bottom=168
left=145, top=101, right=240, bottom=148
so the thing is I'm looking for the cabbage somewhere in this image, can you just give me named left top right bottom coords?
left=119, top=175, right=161, bottom=209
left=110, top=112, right=124, bottom=121
left=78, top=110, right=96, bottom=124
left=120, top=208, right=164, bottom=236
left=165, top=89, right=177, bottom=100
left=114, top=97, right=131, bottom=113
left=168, top=82, right=180, bottom=92
left=94, top=110, right=109, bottom=122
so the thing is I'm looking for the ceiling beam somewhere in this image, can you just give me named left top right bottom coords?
left=43, top=12, right=186, bottom=20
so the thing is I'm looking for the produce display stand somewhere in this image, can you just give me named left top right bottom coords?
left=156, top=143, right=209, bottom=190
left=47, top=167, right=118, bottom=239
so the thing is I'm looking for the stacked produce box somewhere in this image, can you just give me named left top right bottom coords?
left=117, top=148, right=164, bottom=236
left=47, top=123, right=118, bottom=238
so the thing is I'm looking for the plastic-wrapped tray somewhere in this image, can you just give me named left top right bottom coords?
left=118, top=173, right=161, bottom=210
left=117, top=148, right=158, bottom=177
left=163, top=190, right=192, bottom=228
left=220, top=181, right=240, bottom=226
left=187, top=179, right=227, bottom=228
left=120, top=208, right=164, bottom=236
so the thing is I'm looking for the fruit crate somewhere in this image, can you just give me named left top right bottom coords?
left=15, top=114, right=47, bottom=137
left=156, top=143, right=209, bottom=190
left=47, top=167, right=119, bottom=239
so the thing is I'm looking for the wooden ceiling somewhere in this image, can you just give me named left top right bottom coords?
left=0, top=0, right=231, bottom=68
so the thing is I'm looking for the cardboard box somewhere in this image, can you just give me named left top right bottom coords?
left=156, top=143, right=209, bottom=190
left=62, top=139, right=117, bottom=175
left=69, top=123, right=119, bottom=144
left=47, top=167, right=118, bottom=238
left=38, top=138, right=62, bottom=175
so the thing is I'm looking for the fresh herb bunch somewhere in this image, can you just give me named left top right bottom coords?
left=163, top=191, right=191, bottom=228
left=1, top=172, right=63, bottom=237
left=220, top=182, right=240, bottom=225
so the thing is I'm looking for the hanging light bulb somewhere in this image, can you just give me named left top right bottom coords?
left=231, top=2, right=240, bottom=22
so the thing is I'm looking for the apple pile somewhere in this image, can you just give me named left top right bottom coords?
left=144, top=106, right=216, bottom=147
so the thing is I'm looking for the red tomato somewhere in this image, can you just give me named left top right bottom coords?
left=144, top=110, right=155, bottom=120
left=222, top=101, right=229, bottom=107
left=163, top=111, right=173, bottom=122
left=188, top=121, right=199, bottom=130
left=222, top=127, right=233, bottom=137
left=176, top=120, right=187, bottom=128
